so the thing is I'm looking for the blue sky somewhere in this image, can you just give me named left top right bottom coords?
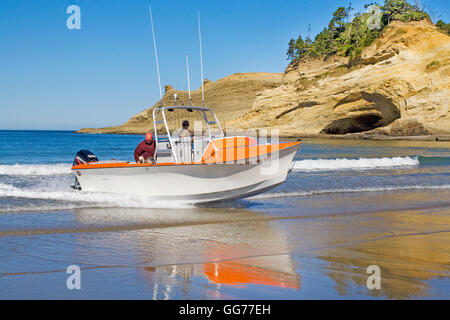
left=1, top=0, right=449, bottom=130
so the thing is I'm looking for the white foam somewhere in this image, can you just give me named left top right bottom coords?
left=291, top=156, right=419, bottom=171
left=0, top=163, right=71, bottom=176
left=0, top=182, right=194, bottom=210
left=0, top=182, right=17, bottom=191
left=250, top=184, right=450, bottom=199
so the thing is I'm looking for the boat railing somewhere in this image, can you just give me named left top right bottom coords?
left=153, top=106, right=225, bottom=163
left=173, top=137, right=192, bottom=162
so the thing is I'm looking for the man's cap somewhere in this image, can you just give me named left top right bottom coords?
left=145, top=132, right=153, bottom=141
left=182, top=120, right=189, bottom=127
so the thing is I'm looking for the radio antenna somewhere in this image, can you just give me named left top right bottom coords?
left=186, top=55, right=192, bottom=106
left=198, top=11, right=205, bottom=107
left=149, top=6, right=163, bottom=106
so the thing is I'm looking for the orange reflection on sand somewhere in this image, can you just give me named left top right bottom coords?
left=203, top=260, right=301, bottom=289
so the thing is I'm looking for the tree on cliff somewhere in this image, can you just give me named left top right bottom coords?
left=287, top=36, right=308, bottom=60
left=331, top=6, right=349, bottom=32
left=287, top=0, right=432, bottom=63
left=436, top=20, right=450, bottom=35
left=382, top=0, right=408, bottom=24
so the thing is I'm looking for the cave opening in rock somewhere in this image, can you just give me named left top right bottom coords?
left=322, top=114, right=383, bottom=134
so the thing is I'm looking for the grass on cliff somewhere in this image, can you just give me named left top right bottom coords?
left=287, top=0, right=435, bottom=64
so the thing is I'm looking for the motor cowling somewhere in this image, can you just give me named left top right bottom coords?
left=73, top=150, right=99, bottom=166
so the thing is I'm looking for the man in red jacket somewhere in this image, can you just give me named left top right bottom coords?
left=134, top=132, right=156, bottom=163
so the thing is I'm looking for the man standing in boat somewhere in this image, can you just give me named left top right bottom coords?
left=172, top=120, right=191, bottom=138
left=134, top=132, right=156, bottom=164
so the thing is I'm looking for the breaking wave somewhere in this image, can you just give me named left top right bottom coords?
left=0, top=184, right=194, bottom=212
left=291, top=156, right=419, bottom=171
left=0, top=156, right=424, bottom=177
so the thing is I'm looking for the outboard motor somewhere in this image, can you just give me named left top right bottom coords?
left=72, top=150, right=98, bottom=190
left=73, top=150, right=98, bottom=166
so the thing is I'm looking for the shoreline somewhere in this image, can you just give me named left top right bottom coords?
left=74, top=129, right=450, bottom=142
left=284, top=133, right=450, bottom=142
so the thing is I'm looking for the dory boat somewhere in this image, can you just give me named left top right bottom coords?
left=72, top=106, right=301, bottom=203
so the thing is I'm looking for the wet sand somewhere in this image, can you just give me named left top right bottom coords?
left=1, top=188, right=449, bottom=299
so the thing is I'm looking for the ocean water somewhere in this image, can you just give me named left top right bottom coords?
left=0, top=130, right=449, bottom=299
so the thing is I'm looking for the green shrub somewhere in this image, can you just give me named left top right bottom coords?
left=436, top=20, right=450, bottom=35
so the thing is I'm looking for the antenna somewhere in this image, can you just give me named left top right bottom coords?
left=149, top=6, right=163, bottom=106
left=198, top=11, right=205, bottom=107
left=186, top=55, right=192, bottom=106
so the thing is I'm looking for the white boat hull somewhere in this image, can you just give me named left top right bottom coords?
left=73, top=143, right=300, bottom=203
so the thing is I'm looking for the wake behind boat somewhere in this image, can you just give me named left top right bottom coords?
left=71, top=106, right=301, bottom=203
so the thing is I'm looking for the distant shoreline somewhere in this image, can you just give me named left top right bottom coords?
left=73, top=130, right=450, bottom=142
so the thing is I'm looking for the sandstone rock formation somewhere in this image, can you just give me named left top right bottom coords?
left=228, top=20, right=449, bottom=137
left=78, top=20, right=449, bottom=138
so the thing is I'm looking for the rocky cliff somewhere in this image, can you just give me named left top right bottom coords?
left=78, top=20, right=449, bottom=138
left=228, top=20, right=450, bottom=137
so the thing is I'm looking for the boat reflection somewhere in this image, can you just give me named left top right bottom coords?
left=74, top=206, right=301, bottom=298
left=203, top=256, right=301, bottom=289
